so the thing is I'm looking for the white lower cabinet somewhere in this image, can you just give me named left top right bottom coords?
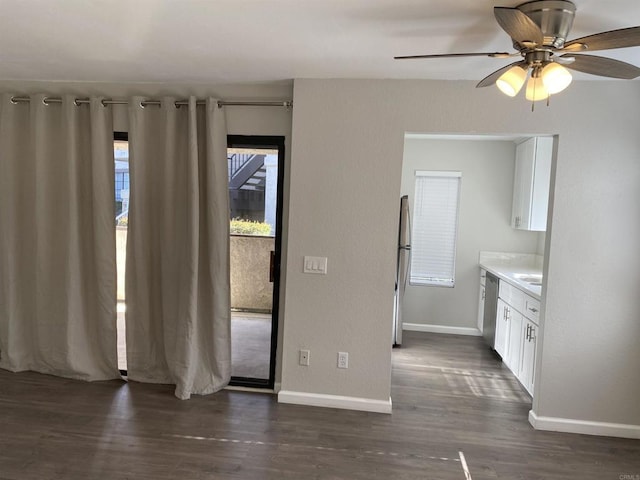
left=519, top=319, right=537, bottom=395
left=494, top=279, right=539, bottom=396
left=505, top=308, right=523, bottom=373
left=495, top=299, right=509, bottom=359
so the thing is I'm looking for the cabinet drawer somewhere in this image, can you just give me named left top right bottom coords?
left=499, top=281, right=524, bottom=313
left=524, top=295, right=540, bottom=322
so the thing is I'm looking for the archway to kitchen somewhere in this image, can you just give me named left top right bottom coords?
left=392, top=132, right=555, bottom=408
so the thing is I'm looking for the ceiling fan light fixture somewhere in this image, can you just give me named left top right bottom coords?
left=496, top=65, right=527, bottom=96
left=394, top=0, right=640, bottom=107
left=541, top=62, right=573, bottom=94
left=525, top=75, right=550, bottom=101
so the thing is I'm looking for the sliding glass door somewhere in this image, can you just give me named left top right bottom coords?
left=228, top=135, right=284, bottom=389
left=112, top=133, right=284, bottom=389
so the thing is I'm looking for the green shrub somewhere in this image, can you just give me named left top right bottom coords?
left=230, top=218, right=272, bottom=236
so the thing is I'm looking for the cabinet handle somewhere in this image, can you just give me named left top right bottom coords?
left=482, top=290, right=485, bottom=300
left=528, top=325, right=536, bottom=342
left=528, top=306, right=538, bottom=313
left=526, top=324, right=530, bottom=341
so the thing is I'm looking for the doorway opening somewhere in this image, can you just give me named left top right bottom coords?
left=394, top=133, right=555, bottom=406
left=114, top=132, right=129, bottom=374
left=228, top=135, right=285, bottom=389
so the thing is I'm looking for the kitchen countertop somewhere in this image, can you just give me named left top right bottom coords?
left=479, top=251, right=543, bottom=300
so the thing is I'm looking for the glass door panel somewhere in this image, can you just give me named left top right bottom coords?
left=228, top=137, right=284, bottom=388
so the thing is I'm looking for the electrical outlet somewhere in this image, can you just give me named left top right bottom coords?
left=299, top=349, right=310, bottom=366
left=337, top=352, right=348, bottom=369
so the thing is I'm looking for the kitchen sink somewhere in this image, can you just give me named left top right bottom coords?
left=514, top=273, right=543, bottom=285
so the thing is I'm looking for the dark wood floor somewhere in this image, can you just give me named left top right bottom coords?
left=0, top=331, right=638, bottom=479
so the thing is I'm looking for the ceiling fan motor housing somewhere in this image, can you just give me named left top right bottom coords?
left=516, top=0, right=576, bottom=48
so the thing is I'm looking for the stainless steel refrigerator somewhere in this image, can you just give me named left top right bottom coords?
left=393, top=195, right=411, bottom=347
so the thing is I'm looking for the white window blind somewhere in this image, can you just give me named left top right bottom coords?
left=410, top=171, right=462, bottom=287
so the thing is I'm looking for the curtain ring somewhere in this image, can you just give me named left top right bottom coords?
left=42, top=97, right=50, bottom=106
left=101, top=99, right=108, bottom=107
left=74, top=99, right=81, bottom=107
left=9, top=96, right=18, bottom=105
left=139, top=100, right=146, bottom=109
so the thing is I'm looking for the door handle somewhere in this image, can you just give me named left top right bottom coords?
left=269, top=250, right=275, bottom=283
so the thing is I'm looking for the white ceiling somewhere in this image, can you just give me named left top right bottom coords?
left=1, top=0, right=639, bottom=84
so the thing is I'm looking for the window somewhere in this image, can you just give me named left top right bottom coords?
left=410, top=171, right=461, bottom=287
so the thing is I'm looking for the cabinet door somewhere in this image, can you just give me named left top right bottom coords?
left=495, top=299, right=509, bottom=358
left=520, top=319, right=537, bottom=395
left=512, top=137, right=552, bottom=231
left=512, top=138, right=535, bottom=229
left=506, top=309, right=523, bottom=373
left=477, top=283, right=485, bottom=332
left=529, top=137, right=553, bottom=231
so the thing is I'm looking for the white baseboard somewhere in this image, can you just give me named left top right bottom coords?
left=403, top=323, right=482, bottom=337
left=278, top=390, right=392, bottom=414
left=529, top=410, right=640, bottom=439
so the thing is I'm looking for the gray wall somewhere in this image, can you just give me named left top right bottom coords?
left=400, top=136, right=539, bottom=330
left=4, top=78, right=639, bottom=431
left=281, top=78, right=640, bottom=429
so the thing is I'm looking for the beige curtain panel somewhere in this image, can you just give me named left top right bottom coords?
left=0, top=94, right=120, bottom=380
left=126, top=96, right=231, bottom=399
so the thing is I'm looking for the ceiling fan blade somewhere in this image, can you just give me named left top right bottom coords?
left=563, top=26, right=640, bottom=52
left=476, top=61, right=527, bottom=88
left=560, top=54, right=640, bottom=79
left=394, top=52, right=513, bottom=60
left=494, top=7, right=544, bottom=48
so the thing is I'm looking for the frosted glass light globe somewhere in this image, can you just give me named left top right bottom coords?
left=541, top=63, right=573, bottom=94
left=525, top=76, right=550, bottom=102
left=496, top=66, right=527, bottom=97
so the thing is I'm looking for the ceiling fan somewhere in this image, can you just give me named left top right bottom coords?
left=395, top=0, right=640, bottom=104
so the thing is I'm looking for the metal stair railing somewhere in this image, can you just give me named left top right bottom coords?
left=228, top=153, right=255, bottom=181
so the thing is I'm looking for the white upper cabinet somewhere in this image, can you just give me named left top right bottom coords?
left=511, top=137, right=553, bottom=232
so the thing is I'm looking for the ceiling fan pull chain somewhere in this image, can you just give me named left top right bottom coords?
left=531, top=81, right=536, bottom=112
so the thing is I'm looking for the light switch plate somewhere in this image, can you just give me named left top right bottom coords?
left=303, top=256, right=328, bottom=274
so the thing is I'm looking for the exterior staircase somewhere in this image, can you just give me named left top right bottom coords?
left=228, top=153, right=266, bottom=191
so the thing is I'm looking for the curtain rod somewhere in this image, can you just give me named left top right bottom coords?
left=9, top=96, right=293, bottom=109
